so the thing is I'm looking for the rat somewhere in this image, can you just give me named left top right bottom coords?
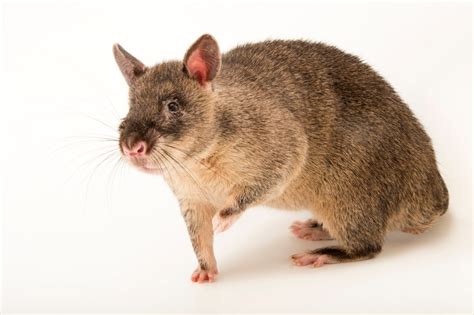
left=113, top=34, right=448, bottom=283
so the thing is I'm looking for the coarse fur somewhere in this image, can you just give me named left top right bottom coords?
left=113, top=35, right=448, bottom=282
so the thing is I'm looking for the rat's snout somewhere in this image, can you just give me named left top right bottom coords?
left=119, top=118, right=157, bottom=160
left=122, top=141, right=147, bottom=158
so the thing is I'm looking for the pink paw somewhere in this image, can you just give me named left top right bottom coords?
left=291, top=252, right=331, bottom=268
left=290, top=220, right=333, bottom=241
left=191, top=267, right=218, bottom=283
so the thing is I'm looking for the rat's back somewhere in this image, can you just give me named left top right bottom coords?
left=221, top=40, right=405, bottom=119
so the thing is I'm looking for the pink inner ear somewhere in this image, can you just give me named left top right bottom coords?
left=187, top=49, right=207, bottom=84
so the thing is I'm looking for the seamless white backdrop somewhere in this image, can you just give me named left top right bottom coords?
left=1, top=0, right=472, bottom=313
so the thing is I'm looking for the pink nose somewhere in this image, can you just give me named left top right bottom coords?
left=123, top=141, right=147, bottom=157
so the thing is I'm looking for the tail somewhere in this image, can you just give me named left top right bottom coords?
left=437, top=172, right=449, bottom=216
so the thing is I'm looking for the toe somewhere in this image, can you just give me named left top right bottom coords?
left=191, top=267, right=218, bottom=283
left=208, top=273, right=216, bottom=282
left=312, top=255, right=329, bottom=268
left=290, top=221, right=304, bottom=230
left=291, top=252, right=323, bottom=266
left=291, top=253, right=305, bottom=260
left=198, top=272, right=208, bottom=283
left=191, top=270, right=200, bottom=282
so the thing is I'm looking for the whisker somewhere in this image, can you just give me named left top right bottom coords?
left=48, top=135, right=119, bottom=162
left=106, top=155, right=123, bottom=211
left=162, top=143, right=231, bottom=183
left=149, top=149, right=165, bottom=174
left=151, top=149, right=178, bottom=193
left=63, top=135, right=119, bottom=141
left=81, top=150, right=120, bottom=209
left=160, top=148, right=213, bottom=205
left=78, top=112, right=119, bottom=132
left=149, top=150, right=183, bottom=202
left=54, top=140, right=118, bottom=156
left=64, top=147, right=120, bottom=186
left=117, top=157, right=127, bottom=190
left=105, top=96, right=123, bottom=120
left=63, top=145, right=119, bottom=168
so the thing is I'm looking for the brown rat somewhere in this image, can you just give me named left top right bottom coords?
left=113, top=34, right=448, bottom=283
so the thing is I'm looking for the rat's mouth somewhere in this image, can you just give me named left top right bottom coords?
left=138, top=164, right=162, bottom=174
left=119, top=137, right=164, bottom=175
left=126, top=157, right=162, bottom=175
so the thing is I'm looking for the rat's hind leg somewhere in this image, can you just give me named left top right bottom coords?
left=289, top=219, right=334, bottom=241
left=291, top=205, right=385, bottom=268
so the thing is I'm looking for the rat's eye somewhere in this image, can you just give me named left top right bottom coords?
left=167, top=101, right=179, bottom=113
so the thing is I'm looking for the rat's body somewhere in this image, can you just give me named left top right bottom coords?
left=113, top=35, right=448, bottom=282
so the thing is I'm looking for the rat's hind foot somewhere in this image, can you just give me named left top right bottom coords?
left=289, top=219, right=334, bottom=241
left=291, top=252, right=334, bottom=267
left=291, top=245, right=382, bottom=268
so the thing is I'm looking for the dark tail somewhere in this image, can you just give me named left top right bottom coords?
left=438, top=173, right=449, bottom=216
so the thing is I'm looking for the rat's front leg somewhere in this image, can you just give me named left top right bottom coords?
left=181, top=202, right=218, bottom=283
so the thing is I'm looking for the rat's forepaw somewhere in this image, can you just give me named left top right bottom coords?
left=212, top=208, right=242, bottom=233
left=191, top=267, right=218, bottom=283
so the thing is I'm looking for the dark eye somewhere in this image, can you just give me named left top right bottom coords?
left=167, top=101, right=179, bottom=113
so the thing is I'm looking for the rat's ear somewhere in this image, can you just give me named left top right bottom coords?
left=183, top=34, right=221, bottom=86
left=113, top=43, right=146, bottom=86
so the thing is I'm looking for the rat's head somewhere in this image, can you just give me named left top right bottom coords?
left=113, top=34, right=221, bottom=174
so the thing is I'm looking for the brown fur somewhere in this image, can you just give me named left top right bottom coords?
left=113, top=34, right=449, bottom=281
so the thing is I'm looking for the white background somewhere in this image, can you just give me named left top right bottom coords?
left=0, top=0, right=472, bottom=313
